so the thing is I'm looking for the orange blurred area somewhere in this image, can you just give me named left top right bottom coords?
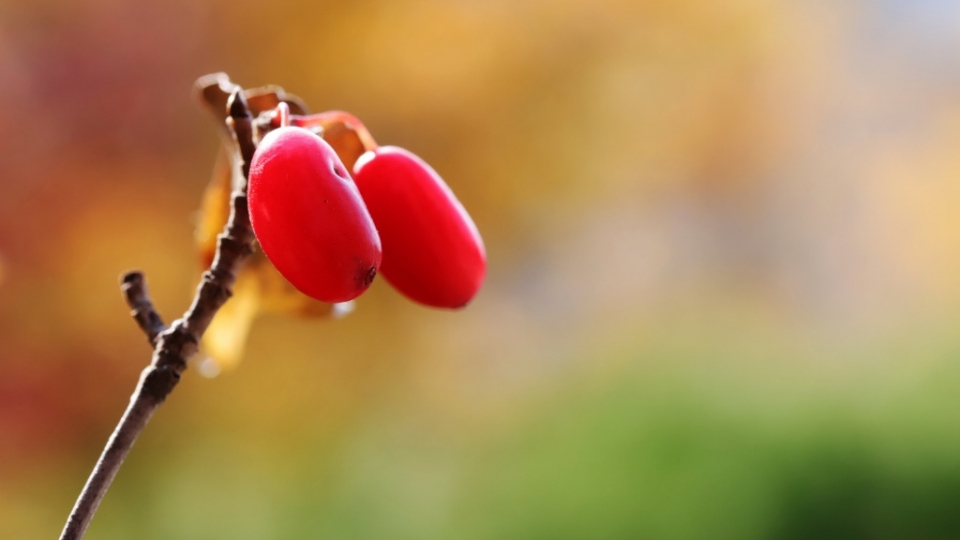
left=4, top=0, right=960, bottom=538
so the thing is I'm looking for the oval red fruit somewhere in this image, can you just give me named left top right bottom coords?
left=353, top=146, right=486, bottom=308
left=248, top=126, right=382, bottom=303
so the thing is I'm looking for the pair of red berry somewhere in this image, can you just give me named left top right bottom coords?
left=247, top=109, right=485, bottom=309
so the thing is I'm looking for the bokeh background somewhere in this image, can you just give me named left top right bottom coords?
left=3, top=0, right=960, bottom=538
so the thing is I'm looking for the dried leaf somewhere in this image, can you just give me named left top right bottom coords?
left=193, top=73, right=240, bottom=127
left=321, top=122, right=367, bottom=171
left=195, top=144, right=234, bottom=269
left=194, top=129, right=343, bottom=370
left=194, top=73, right=309, bottom=130
left=200, top=268, right=261, bottom=372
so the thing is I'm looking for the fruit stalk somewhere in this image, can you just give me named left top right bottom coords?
left=58, top=90, right=259, bottom=540
left=292, top=110, right=379, bottom=151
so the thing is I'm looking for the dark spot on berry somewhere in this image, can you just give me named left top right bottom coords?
left=357, top=265, right=377, bottom=288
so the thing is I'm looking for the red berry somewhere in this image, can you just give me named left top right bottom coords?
left=248, top=126, right=382, bottom=303
left=353, top=146, right=486, bottom=308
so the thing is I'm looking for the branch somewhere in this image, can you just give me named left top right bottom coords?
left=120, top=271, right=167, bottom=344
left=58, top=90, right=257, bottom=540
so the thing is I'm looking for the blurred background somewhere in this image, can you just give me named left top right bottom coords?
left=3, top=0, right=960, bottom=538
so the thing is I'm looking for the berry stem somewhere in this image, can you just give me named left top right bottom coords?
left=272, top=102, right=291, bottom=128
left=57, top=90, right=259, bottom=540
left=292, top=110, right=379, bottom=151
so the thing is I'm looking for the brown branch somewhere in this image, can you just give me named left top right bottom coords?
left=120, top=271, right=167, bottom=345
left=58, top=90, right=257, bottom=540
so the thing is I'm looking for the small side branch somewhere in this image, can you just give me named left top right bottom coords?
left=58, top=90, right=258, bottom=540
left=120, top=271, right=167, bottom=344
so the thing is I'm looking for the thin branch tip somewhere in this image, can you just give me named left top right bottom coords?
left=227, top=89, right=249, bottom=119
left=120, top=270, right=142, bottom=282
left=119, top=270, right=167, bottom=344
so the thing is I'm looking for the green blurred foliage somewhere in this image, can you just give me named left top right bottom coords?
left=3, top=0, right=960, bottom=538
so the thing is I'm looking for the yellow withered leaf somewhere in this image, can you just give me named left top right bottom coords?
left=195, top=144, right=234, bottom=269
left=192, top=75, right=351, bottom=371
left=195, top=149, right=342, bottom=369
left=199, top=267, right=261, bottom=374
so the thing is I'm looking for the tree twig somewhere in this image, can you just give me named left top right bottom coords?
left=120, top=272, right=167, bottom=345
left=58, top=90, right=257, bottom=540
